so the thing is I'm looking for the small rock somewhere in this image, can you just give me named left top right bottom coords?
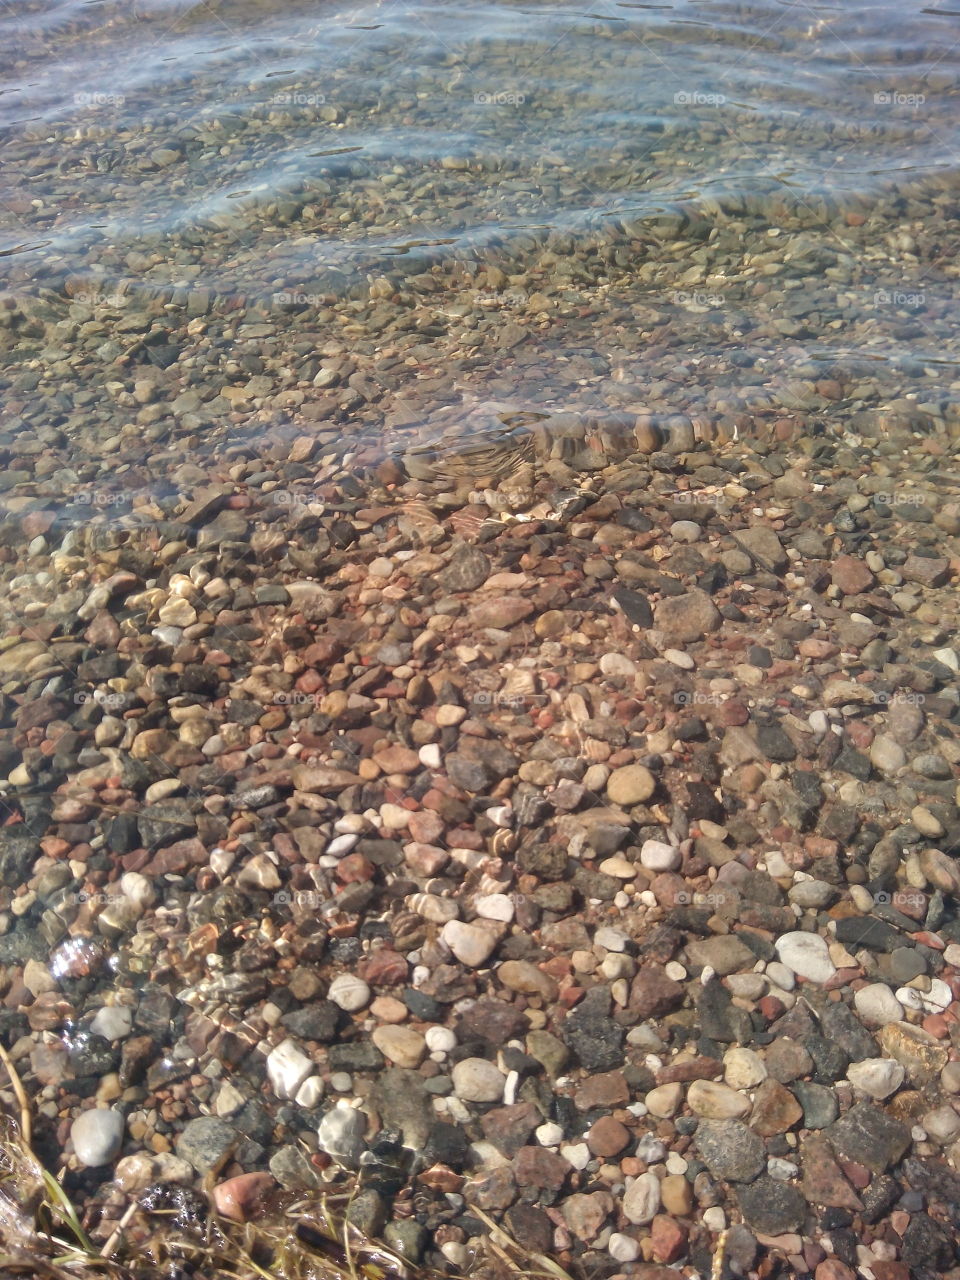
left=70, top=1108, right=124, bottom=1168
left=266, top=1038, right=315, bottom=1100
left=442, top=920, right=499, bottom=967
left=452, top=1057, right=506, bottom=1103
left=694, top=1119, right=766, bottom=1182
left=213, top=1173, right=275, bottom=1222
left=317, top=1104, right=366, bottom=1167
left=623, top=1171, right=661, bottom=1224
left=607, top=764, right=656, bottom=806
left=371, top=1025, right=426, bottom=1069
left=774, top=931, right=837, bottom=984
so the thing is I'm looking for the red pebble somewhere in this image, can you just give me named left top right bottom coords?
left=650, top=1216, right=688, bottom=1263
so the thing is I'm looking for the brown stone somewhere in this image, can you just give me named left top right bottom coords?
left=800, top=1136, right=863, bottom=1211
left=561, top=1191, right=614, bottom=1241
left=650, top=1215, right=688, bottom=1264
left=765, top=1037, right=814, bottom=1083
left=629, top=966, right=685, bottom=1018
left=513, top=1146, right=571, bottom=1190
left=575, top=1070, right=630, bottom=1110
left=586, top=1116, right=631, bottom=1157
left=814, top=1262, right=856, bottom=1280
left=656, top=1056, right=722, bottom=1085
left=750, top=1079, right=804, bottom=1136
left=831, top=555, right=875, bottom=595
left=481, top=1102, right=539, bottom=1157
left=465, top=1166, right=517, bottom=1210
left=212, top=1173, right=275, bottom=1222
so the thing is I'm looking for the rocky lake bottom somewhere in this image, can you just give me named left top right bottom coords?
left=2, top=0, right=960, bottom=1276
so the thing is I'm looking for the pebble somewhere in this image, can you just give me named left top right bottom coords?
left=854, top=984, right=905, bottom=1026
left=371, top=1025, right=426, bottom=1068
left=452, top=1058, right=506, bottom=1102
left=70, top=1108, right=124, bottom=1168
left=687, top=1079, right=751, bottom=1119
left=639, top=839, right=681, bottom=871
left=606, top=764, right=656, bottom=806
left=441, top=920, right=499, bottom=967
left=774, top=931, right=837, bottom=984
left=622, top=1171, right=661, bottom=1224
left=328, top=973, right=372, bottom=1011
left=846, top=1058, right=906, bottom=1099
left=317, top=1104, right=366, bottom=1167
left=90, top=1005, right=133, bottom=1040
left=266, top=1039, right=316, bottom=1100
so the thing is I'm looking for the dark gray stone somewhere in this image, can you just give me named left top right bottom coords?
left=828, top=1102, right=911, bottom=1172
left=736, top=1175, right=806, bottom=1234
left=175, top=1116, right=238, bottom=1174
left=439, top=546, right=491, bottom=593
left=694, top=1120, right=765, bottom=1183
left=561, top=986, right=624, bottom=1071
left=790, top=1081, right=839, bottom=1129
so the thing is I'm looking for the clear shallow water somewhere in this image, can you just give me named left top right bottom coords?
left=2, top=0, right=959, bottom=289
left=1, top=0, right=959, bottom=503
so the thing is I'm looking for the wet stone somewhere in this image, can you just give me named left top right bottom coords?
left=694, top=1119, right=766, bottom=1183
left=561, top=987, right=625, bottom=1071
left=828, top=1102, right=911, bottom=1172
left=735, top=1175, right=806, bottom=1234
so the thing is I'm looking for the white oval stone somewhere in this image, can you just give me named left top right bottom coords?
left=452, top=1057, right=505, bottom=1102
left=774, top=931, right=837, bottom=984
left=854, top=983, right=905, bottom=1026
left=639, top=839, right=681, bottom=872
left=328, top=973, right=371, bottom=1012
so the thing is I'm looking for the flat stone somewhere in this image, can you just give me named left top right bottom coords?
left=687, top=1079, right=751, bottom=1119
left=828, top=1101, right=911, bottom=1172
left=452, top=1057, right=506, bottom=1103
left=686, top=935, right=756, bottom=976
left=654, top=590, right=722, bottom=643
left=71, top=1108, right=124, bottom=1167
left=750, top=1078, right=804, bottom=1135
left=774, top=931, right=836, bottom=984
left=607, top=765, right=656, bottom=806
left=266, top=1038, right=315, bottom=1100
left=854, top=984, right=904, bottom=1027
left=800, top=1135, right=863, bottom=1209
left=371, top=1025, right=426, bottom=1069
left=734, top=526, right=788, bottom=573
left=735, top=1175, right=806, bottom=1233
left=176, top=1116, right=238, bottom=1175
left=831, top=555, right=875, bottom=595
left=497, top=960, right=558, bottom=1001
left=724, top=1048, right=768, bottom=1090
left=623, top=1171, right=662, bottom=1224
left=877, top=1022, right=949, bottom=1084
left=694, top=1119, right=766, bottom=1182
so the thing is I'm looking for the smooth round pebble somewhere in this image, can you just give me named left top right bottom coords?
left=328, top=973, right=372, bottom=1012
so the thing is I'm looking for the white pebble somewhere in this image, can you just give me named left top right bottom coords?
left=474, top=893, right=515, bottom=922
left=326, top=834, right=359, bottom=857
left=536, top=1122, right=564, bottom=1146
left=609, top=1233, right=641, bottom=1263
left=266, top=1039, right=315, bottom=1100
left=703, top=1207, right=727, bottom=1232
left=328, top=974, right=371, bottom=1012
left=425, top=1026, right=456, bottom=1053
